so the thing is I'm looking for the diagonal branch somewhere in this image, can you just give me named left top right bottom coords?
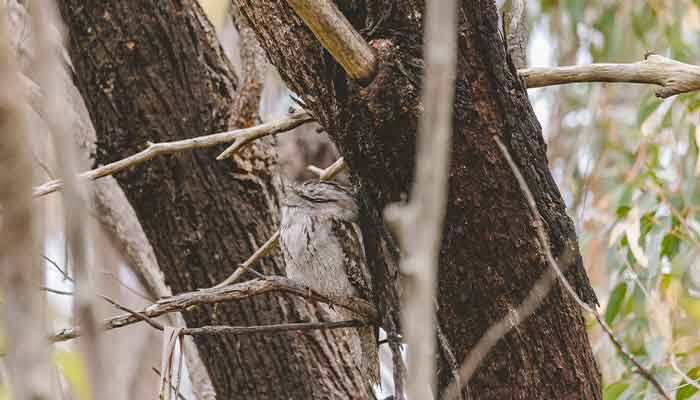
left=33, top=112, right=312, bottom=198
left=285, top=0, right=376, bottom=83
left=52, top=275, right=377, bottom=343
left=521, top=54, right=700, bottom=98
left=441, top=137, right=671, bottom=400
left=307, top=156, right=347, bottom=181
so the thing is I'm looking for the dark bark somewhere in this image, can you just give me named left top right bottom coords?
left=235, top=0, right=602, bottom=398
left=58, top=1, right=368, bottom=398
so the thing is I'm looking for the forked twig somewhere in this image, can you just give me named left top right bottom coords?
left=33, top=112, right=312, bottom=198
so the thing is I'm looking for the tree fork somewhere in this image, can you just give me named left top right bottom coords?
left=58, top=1, right=369, bottom=398
left=235, top=0, right=602, bottom=398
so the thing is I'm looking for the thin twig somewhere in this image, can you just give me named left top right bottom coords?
left=179, top=320, right=365, bottom=336
left=33, top=112, right=312, bottom=198
left=52, top=275, right=377, bottom=342
left=42, top=254, right=73, bottom=281
left=102, top=291, right=365, bottom=338
left=40, top=286, right=74, bottom=296
left=98, top=294, right=165, bottom=331
left=669, top=353, right=700, bottom=391
left=152, top=368, right=188, bottom=400
left=307, top=156, right=347, bottom=181
left=443, top=136, right=671, bottom=400
left=208, top=230, right=280, bottom=289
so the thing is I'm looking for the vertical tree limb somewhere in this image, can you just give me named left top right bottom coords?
left=0, top=5, right=53, bottom=400
left=29, top=2, right=113, bottom=398
left=384, top=0, right=458, bottom=397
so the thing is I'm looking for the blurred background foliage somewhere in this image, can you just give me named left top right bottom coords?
left=528, top=1, right=700, bottom=398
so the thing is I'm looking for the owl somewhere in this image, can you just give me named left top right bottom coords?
left=279, top=180, right=378, bottom=384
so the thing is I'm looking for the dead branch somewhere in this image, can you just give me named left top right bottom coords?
left=383, top=0, right=458, bottom=398
left=285, top=0, right=376, bottom=82
left=441, top=137, right=671, bottom=400
left=209, top=230, right=280, bottom=289
left=29, top=54, right=700, bottom=201
left=33, top=112, right=312, bottom=197
left=307, top=156, right=347, bottom=181
left=180, top=320, right=365, bottom=336
left=0, top=4, right=54, bottom=398
left=52, top=275, right=378, bottom=343
left=521, top=54, right=700, bottom=98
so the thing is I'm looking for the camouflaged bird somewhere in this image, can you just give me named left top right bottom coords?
left=279, top=180, right=378, bottom=384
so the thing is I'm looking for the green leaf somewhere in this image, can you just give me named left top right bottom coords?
left=661, top=233, right=681, bottom=260
left=606, top=282, right=628, bottom=325
left=637, top=95, right=663, bottom=126
left=676, top=367, right=700, bottom=400
left=603, top=382, right=629, bottom=400
left=640, top=211, right=656, bottom=239
left=616, top=205, right=632, bottom=219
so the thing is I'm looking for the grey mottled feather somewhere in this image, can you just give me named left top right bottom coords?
left=280, top=181, right=378, bottom=384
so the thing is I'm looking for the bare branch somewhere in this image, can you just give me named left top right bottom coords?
left=307, top=156, right=347, bottom=181
left=285, top=0, right=376, bottom=82
left=208, top=230, right=280, bottom=289
left=441, top=137, right=671, bottom=400
left=384, top=0, right=458, bottom=398
left=216, top=113, right=308, bottom=159
left=520, top=54, right=700, bottom=98
left=52, top=275, right=378, bottom=343
left=180, top=320, right=365, bottom=336
left=33, top=112, right=312, bottom=197
left=40, top=286, right=74, bottom=296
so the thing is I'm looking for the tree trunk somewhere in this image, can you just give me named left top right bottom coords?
left=235, top=1, right=602, bottom=398
left=58, top=1, right=368, bottom=398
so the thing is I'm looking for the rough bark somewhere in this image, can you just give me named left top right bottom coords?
left=235, top=1, right=602, bottom=398
left=59, top=1, right=368, bottom=398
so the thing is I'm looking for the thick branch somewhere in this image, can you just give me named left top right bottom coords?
left=52, top=275, right=377, bottom=342
left=33, top=112, right=312, bottom=197
left=285, top=0, right=376, bottom=82
left=521, top=54, right=700, bottom=98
